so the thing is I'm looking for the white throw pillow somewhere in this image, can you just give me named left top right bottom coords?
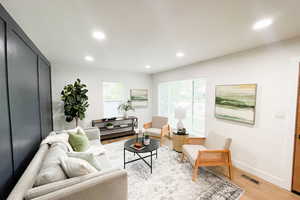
left=85, top=145, right=106, bottom=156
left=34, top=145, right=68, bottom=187
left=35, top=164, right=67, bottom=186
left=60, top=157, right=97, bottom=178
left=41, top=133, right=73, bottom=152
left=67, top=152, right=101, bottom=171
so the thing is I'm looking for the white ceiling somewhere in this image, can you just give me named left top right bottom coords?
left=1, top=0, right=300, bottom=73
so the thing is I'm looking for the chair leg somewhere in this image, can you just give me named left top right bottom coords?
left=228, top=151, right=233, bottom=179
left=192, top=166, right=198, bottom=182
left=181, top=152, right=185, bottom=162
left=228, top=164, right=232, bottom=180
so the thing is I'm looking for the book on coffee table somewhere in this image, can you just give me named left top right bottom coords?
left=130, top=144, right=145, bottom=151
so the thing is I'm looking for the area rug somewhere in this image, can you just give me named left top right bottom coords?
left=104, top=141, right=244, bottom=200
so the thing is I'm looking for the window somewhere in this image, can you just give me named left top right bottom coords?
left=103, top=82, right=124, bottom=117
left=158, top=79, right=206, bottom=135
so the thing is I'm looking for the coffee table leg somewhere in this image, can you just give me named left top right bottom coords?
left=150, top=151, right=153, bottom=174
left=156, top=149, right=158, bottom=159
left=123, top=148, right=126, bottom=169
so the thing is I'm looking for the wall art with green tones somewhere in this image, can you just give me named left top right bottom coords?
left=215, top=84, right=257, bottom=124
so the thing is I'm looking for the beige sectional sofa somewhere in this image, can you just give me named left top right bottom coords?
left=7, top=128, right=128, bottom=200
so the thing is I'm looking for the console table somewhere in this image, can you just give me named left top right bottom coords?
left=92, top=116, right=138, bottom=140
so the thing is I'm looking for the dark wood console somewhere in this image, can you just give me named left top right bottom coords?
left=92, top=116, right=138, bottom=140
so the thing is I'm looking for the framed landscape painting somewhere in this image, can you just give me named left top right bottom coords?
left=130, top=89, right=148, bottom=107
left=215, top=84, right=257, bottom=124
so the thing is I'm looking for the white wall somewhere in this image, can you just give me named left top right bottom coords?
left=51, top=65, right=152, bottom=131
left=152, top=37, right=300, bottom=190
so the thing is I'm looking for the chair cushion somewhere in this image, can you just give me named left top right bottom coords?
left=205, top=132, right=232, bottom=150
left=145, top=128, right=161, bottom=137
left=182, top=144, right=207, bottom=165
left=152, top=116, right=168, bottom=129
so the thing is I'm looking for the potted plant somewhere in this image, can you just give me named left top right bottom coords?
left=143, top=133, right=150, bottom=145
left=61, top=78, right=89, bottom=127
left=106, top=122, right=114, bottom=129
left=118, top=100, right=134, bottom=118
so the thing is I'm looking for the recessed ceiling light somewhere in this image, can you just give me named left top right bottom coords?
left=253, top=18, right=273, bottom=30
left=85, top=56, right=94, bottom=62
left=145, top=65, right=151, bottom=69
left=176, top=52, right=185, bottom=58
left=92, top=31, right=106, bottom=40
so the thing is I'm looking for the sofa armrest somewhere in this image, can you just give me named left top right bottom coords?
left=143, top=122, right=152, bottom=129
left=184, top=137, right=206, bottom=145
left=32, top=170, right=128, bottom=200
left=84, top=128, right=101, bottom=141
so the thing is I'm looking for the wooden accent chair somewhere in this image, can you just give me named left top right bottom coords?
left=181, top=132, right=232, bottom=181
left=143, top=116, right=170, bottom=146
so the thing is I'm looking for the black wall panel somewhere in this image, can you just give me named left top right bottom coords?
left=0, top=19, right=13, bottom=200
left=38, top=58, right=53, bottom=139
left=7, top=29, right=41, bottom=178
left=0, top=4, right=52, bottom=199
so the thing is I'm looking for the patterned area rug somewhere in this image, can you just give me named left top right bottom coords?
left=104, top=141, right=244, bottom=200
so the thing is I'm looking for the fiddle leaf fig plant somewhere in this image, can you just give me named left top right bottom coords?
left=61, top=78, right=89, bottom=127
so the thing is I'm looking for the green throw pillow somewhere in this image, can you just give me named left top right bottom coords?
left=68, top=132, right=90, bottom=152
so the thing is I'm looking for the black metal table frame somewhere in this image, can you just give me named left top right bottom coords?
left=123, top=148, right=158, bottom=173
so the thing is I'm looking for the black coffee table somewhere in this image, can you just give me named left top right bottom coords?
left=123, top=138, right=160, bottom=173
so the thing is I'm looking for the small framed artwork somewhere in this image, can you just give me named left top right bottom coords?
left=215, top=84, right=257, bottom=125
left=130, top=89, right=148, bottom=107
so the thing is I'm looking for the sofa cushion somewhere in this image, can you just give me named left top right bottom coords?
left=145, top=128, right=161, bottom=137
left=84, top=128, right=101, bottom=141
left=67, top=152, right=102, bottom=171
left=34, top=145, right=68, bottom=187
left=68, top=131, right=90, bottom=152
left=60, top=157, right=97, bottom=178
left=152, top=116, right=168, bottom=129
left=182, top=144, right=207, bottom=165
left=96, top=153, right=113, bottom=171
left=25, top=167, right=120, bottom=200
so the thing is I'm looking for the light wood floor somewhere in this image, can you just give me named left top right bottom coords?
left=102, top=136, right=300, bottom=200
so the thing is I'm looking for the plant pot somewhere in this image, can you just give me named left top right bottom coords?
left=144, top=137, right=150, bottom=145
left=106, top=125, right=114, bottom=129
left=123, top=112, right=128, bottom=119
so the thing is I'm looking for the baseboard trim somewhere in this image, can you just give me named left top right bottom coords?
left=233, top=159, right=290, bottom=190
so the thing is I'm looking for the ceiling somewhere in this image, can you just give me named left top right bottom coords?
left=1, top=0, right=300, bottom=73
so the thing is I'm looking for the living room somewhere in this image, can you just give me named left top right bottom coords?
left=1, top=1, right=300, bottom=200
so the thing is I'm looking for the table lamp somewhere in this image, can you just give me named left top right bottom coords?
left=175, top=106, right=186, bottom=130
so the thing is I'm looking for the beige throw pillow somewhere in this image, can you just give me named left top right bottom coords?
left=34, top=165, right=67, bottom=186
left=67, top=152, right=101, bottom=171
left=60, top=157, right=97, bottom=178
left=34, top=145, right=68, bottom=187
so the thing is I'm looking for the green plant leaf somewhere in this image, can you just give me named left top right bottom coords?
left=61, top=78, right=89, bottom=125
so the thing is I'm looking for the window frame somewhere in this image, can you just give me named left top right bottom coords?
left=158, top=79, right=206, bottom=136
